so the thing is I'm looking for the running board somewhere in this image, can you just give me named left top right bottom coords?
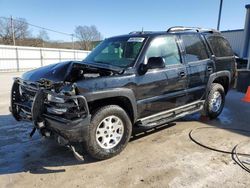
left=137, top=101, right=204, bottom=128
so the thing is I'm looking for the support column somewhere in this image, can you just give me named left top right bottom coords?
left=242, top=4, right=250, bottom=58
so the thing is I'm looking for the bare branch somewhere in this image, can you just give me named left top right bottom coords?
left=0, top=17, right=30, bottom=45
left=74, top=25, right=102, bottom=50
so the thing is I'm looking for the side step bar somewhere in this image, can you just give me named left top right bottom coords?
left=137, top=100, right=204, bottom=128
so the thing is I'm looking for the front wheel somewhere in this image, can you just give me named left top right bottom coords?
left=202, top=83, right=225, bottom=119
left=86, top=105, right=132, bottom=160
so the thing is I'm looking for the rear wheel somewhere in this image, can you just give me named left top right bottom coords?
left=86, top=105, right=132, bottom=160
left=202, top=83, right=225, bottom=119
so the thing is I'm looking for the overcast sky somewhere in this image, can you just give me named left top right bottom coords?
left=0, top=0, right=249, bottom=41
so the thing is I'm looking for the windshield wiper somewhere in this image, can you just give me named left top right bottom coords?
left=81, top=61, right=125, bottom=74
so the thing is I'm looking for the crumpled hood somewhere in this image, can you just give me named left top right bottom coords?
left=22, top=61, right=74, bottom=82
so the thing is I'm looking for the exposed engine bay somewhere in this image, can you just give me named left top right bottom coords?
left=66, top=62, right=113, bottom=82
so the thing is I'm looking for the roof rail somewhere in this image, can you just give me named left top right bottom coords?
left=167, top=26, right=219, bottom=33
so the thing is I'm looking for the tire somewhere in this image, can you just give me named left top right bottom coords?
left=202, top=83, right=225, bottom=119
left=86, top=105, right=132, bottom=160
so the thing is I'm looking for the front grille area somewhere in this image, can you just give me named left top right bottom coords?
left=20, top=85, right=37, bottom=101
left=11, top=78, right=89, bottom=122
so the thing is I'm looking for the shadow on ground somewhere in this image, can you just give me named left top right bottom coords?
left=0, top=90, right=249, bottom=175
left=0, top=114, right=177, bottom=175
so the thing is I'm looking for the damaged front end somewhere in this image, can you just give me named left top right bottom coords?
left=10, top=77, right=91, bottom=144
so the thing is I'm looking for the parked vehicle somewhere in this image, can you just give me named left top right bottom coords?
left=10, top=26, right=236, bottom=160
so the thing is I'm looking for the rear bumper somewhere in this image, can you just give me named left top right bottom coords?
left=10, top=77, right=91, bottom=143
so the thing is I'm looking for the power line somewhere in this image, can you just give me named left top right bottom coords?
left=0, top=16, right=75, bottom=48
left=0, top=16, right=74, bottom=37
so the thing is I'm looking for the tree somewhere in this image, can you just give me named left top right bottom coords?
left=0, top=17, right=30, bottom=45
left=74, top=25, right=102, bottom=50
left=38, top=29, right=49, bottom=41
left=37, top=29, right=49, bottom=47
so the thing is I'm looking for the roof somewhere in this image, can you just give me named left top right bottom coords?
left=109, top=27, right=221, bottom=39
left=108, top=31, right=172, bottom=39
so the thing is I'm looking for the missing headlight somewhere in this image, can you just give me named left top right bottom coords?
left=47, top=94, right=65, bottom=103
left=47, top=106, right=67, bottom=115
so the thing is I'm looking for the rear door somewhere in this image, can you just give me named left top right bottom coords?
left=180, top=34, right=213, bottom=103
left=205, top=35, right=236, bottom=74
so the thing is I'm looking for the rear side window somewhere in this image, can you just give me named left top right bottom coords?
left=146, top=36, right=181, bottom=66
left=206, top=36, right=234, bottom=57
left=181, top=34, right=209, bottom=63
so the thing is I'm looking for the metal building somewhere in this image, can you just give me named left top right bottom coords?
left=221, top=4, right=250, bottom=59
left=221, top=29, right=244, bottom=56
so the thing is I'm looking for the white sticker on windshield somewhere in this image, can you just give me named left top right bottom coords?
left=128, top=37, right=145, bottom=42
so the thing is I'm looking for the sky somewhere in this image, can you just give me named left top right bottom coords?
left=0, top=0, right=250, bottom=41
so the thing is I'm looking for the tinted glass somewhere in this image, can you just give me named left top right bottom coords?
left=85, top=37, right=145, bottom=68
left=181, top=34, right=208, bottom=63
left=206, top=36, right=234, bottom=57
left=146, top=36, right=181, bottom=66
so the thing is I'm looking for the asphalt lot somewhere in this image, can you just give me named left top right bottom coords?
left=0, top=72, right=250, bottom=188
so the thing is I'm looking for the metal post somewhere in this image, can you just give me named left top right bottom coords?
left=40, top=48, right=43, bottom=67
left=247, top=46, right=250, bottom=69
left=217, top=0, right=223, bottom=30
left=11, top=16, right=16, bottom=46
left=59, top=50, right=61, bottom=61
left=248, top=57, right=250, bottom=70
left=71, top=34, right=74, bottom=50
left=242, top=5, right=250, bottom=58
left=15, top=47, right=19, bottom=71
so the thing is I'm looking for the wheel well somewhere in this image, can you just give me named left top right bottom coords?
left=88, top=97, right=135, bottom=123
left=213, top=76, right=229, bottom=94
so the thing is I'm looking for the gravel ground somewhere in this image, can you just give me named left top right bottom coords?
left=0, top=72, right=250, bottom=188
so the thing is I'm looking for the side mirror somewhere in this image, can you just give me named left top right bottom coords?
left=147, top=57, right=165, bottom=69
left=138, top=57, right=165, bottom=75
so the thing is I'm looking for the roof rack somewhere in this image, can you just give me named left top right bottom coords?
left=167, top=26, right=219, bottom=33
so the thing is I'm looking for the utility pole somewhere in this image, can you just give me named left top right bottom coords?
left=10, top=16, right=16, bottom=46
left=217, top=0, right=223, bottom=30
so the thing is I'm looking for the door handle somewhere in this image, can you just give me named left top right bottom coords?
left=207, top=66, right=213, bottom=73
left=179, top=71, right=186, bottom=78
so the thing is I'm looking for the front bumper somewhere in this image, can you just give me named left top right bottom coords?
left=10, top=78, right=91, bottom=143
left=45, top=115, right=90, bottom=142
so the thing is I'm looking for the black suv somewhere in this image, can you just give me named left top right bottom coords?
left=10, top=26, right=236, bottom=160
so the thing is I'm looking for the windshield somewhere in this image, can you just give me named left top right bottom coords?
left=84, top=36, right=145, bottom=68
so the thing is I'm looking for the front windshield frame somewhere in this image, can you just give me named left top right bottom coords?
left=83, top=36, right=147, bottom=69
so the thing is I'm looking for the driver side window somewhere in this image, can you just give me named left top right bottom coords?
left=146, top=36, right=181, bottom=66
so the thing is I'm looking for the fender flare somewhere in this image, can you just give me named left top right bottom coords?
left=205, top=70, right=231, bottom=96
left=83, top=88, right=137, bottom=122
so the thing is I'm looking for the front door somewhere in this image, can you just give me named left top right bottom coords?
left=135, top=35, right=188, bottom=118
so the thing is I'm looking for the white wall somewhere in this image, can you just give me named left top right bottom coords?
left=0, top=45, right=90, bottom=72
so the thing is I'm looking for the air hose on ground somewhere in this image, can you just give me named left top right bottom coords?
left=189, top=127, right=250, bottom=173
